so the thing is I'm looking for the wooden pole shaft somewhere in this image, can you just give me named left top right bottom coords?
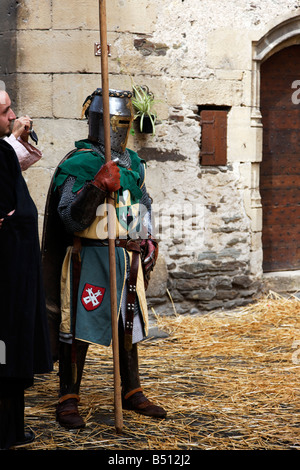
left=99, top=1, right=111, bottom=164
left=99, top=0, right=123, bottom=434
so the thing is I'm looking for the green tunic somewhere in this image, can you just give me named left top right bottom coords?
left=53, top=139, right=144, bottom=203
left=55, top=140, right=148, bottom=347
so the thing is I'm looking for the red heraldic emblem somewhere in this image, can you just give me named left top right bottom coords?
left=81, top=283, right=105, bottom=311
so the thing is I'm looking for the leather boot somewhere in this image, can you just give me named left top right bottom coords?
left=56, top=394, right=85, bottom=429
left=10, top=430, right=35, bottom=449
left=56, top=340, right=88, bottom=429
left=118, top=323, right=167, bottom=418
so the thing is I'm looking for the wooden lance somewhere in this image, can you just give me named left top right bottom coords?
left=98, top=0, right=123, bottom=434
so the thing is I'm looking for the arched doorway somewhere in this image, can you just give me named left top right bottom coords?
left=260, top=45, right=300, bottom=272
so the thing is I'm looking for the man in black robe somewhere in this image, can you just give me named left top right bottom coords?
left=0, top=90, right=53, bottom=450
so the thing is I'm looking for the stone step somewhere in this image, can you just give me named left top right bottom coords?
left=263, top=271, right=300, bottom=294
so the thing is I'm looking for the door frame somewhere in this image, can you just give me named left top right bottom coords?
left=249, top=13, right=300, bottom=274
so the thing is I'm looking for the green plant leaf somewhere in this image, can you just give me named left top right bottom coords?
left=131, top=84, right=158, bottom=135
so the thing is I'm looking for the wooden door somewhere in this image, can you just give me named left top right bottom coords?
left=260, top=45, right=300, bottom=272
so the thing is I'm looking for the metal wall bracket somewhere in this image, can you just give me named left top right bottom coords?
left=94, top=43, right=111, bottom=57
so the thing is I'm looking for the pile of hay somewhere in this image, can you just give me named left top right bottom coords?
left=24, top=292, right=299, bottom=450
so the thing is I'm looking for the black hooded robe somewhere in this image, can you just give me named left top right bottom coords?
left=0, top=140, right=52, bottom=449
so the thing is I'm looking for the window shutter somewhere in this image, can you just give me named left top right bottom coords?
left=200, top=109, right=227, bottom=165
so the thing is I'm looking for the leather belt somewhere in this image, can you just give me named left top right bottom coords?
left=80, top=237, right=141, bottom=350
left=81, top=237, right=139, bottom=250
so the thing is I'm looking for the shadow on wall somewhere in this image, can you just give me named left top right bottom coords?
left=0, top=0, right=17, bottom=107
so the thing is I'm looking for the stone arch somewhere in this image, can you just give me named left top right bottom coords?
left=255, top=14, right=300, bottom=63
left=251, top=13, right=300, bottom=125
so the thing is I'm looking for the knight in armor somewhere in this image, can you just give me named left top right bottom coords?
left=42, top=89, right=166, bottom=429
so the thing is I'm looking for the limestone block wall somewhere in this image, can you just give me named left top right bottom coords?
left=0, top=1, right=17, bottom=104
left=5, top=0, right=300, bottom=314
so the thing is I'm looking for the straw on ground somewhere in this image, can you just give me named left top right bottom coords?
left=24, top=292, right=299, bottom=450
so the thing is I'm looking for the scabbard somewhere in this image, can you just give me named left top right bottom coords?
left=124, top=249, right=140, bottom=351
left=116, top=239, right=141, bottom=351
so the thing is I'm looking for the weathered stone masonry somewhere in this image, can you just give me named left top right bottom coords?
left=0, top=0, right=17, bottom=105
left=2, top=1, right=300, bottom=317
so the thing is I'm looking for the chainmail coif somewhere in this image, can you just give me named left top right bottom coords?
left=91, top=142, right=132, bottom=169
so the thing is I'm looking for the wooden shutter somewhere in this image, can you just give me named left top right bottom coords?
left=200, top=109, right=227, bottom=165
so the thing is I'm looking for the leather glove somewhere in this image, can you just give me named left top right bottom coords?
left=140, top=239, right=158, bottom=273
left=93, top=161, right=121, bottom=193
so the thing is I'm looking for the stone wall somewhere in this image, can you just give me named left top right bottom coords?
left=0, top=0, right=17, bottom=104
left=3, top=0, right=300, bottom=315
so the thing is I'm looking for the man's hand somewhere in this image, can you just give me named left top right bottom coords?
left=93, top=161, right=121, bottom=193
left=0, top=210, right=15, bottom=229
left=12, top=115, right=32, bottom=142
left=141, top=239, right=158, bottom=273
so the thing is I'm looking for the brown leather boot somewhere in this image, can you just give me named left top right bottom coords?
left=56, top=340, right=88, bottom=429
left=122, top=387, right=167, bottom=418
left=56, top=394, right=85, bottom=429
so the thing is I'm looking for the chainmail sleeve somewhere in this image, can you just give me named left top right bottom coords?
left=58, top=170, right=108, bottom=233
left=57, top=176, right=94, bottom=233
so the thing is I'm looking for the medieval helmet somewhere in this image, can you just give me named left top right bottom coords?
left=82, top=88, right=134, bottom=153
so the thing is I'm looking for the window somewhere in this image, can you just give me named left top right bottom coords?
left=199, top=107, right=230, bottom=166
